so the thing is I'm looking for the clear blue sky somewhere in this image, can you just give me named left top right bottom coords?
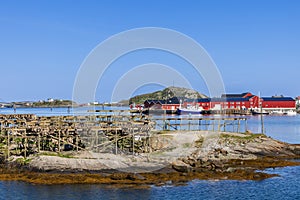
left=0, top=0, right=299, bottom=102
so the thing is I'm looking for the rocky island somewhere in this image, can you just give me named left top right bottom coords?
left=1, top=130, right=300, bottom=187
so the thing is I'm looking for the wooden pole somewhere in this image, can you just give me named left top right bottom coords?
left=24, top=133, right=27, bottom=159
left=95, top=129, right=98, bottom=148
left=260, top=103, right=264, bottom=134
left=199, top=119, right=201, bottom=131
left=58, top=130, right=61, bottom=152
left=132, top=128, right=135, bottom=155
left=7, top=130, right=10, bottom=159
left=115, top=128, right=118, bottom=155
left=76, top=135, right=79, bottom=152
left=38, top=134, right=40, bottom=153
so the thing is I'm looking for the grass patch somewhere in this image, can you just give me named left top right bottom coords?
left=39, top=152, right=74, bottom=159
left=155, top=130, right=172, bottom=134
left=182, top=143, right=191, bottom=148
left=194, top=135, right=204, bottom=148
left=221, top=133, right=266, bottom=141
left=16, top=158, right=32, bottom=165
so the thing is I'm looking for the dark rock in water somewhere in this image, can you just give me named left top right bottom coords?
left=253, top=174, right=262, bottom=179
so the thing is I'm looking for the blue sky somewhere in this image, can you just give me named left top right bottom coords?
left=0, top=0, right=299, bottom=102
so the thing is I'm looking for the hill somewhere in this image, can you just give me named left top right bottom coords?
left=129, top=86, right=207, bottom=105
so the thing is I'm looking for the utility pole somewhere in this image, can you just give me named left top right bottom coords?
left=260, top=96, right=264, bottom=134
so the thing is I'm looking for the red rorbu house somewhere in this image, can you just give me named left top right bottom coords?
left=261, top=96, right=296, bottom=111
left=184, top=92, right=260, bottom=110
left=143, top=100, right=164, bottom=109
left=213, top=92, right=260, bottom=110
left=143, top=97, right=181, bottom=111
left=210, top=96, right=260, bottom=110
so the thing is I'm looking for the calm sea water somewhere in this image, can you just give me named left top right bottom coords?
left=0, top=166, right=299, bottom=200
left=0, top=107, right=299, bottom=199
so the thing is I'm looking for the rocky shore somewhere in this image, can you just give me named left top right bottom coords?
left=1, top=131, right=300, bottom=187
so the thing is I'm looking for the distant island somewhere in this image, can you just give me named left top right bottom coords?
left=0, top=99, right=76, bottom=108
left=31, top=99, right=75, bottom=108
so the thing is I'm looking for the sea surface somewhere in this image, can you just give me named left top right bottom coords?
left=0, top=107, right=299, bottom=199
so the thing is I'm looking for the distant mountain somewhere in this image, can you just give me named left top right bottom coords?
left=128, top=86, right=208, bottom=105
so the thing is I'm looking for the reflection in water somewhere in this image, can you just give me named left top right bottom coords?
left=0, top=166, right=300, bottom=200
left=0, top=182, right=152, bottom=200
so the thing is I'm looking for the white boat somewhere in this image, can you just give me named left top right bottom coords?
left=286, top=110, right=297, bottom=116
left=270, top=110, right=286, bottom=115
left=177, top=106, right=203, bottom=115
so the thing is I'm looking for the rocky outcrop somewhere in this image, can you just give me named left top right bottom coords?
left=23, top=131, right=300, bottom=175
left=1, top=131, right=300, bottom=185
left=171, top=132, right=300, bottom=173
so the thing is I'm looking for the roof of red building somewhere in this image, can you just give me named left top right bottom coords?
left=261, top=97, right=295, bottom=101
left=186, top=96, right=256, bottom=103
left=144, top=97, right=181, bottom=105
left=210, top=97, right=254, bottom=102
left=221, top=92, right=252, bottom=98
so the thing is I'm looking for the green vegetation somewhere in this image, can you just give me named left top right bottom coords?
left=221, top=133, right=266, bottom=141
left=182, top=143, right=191, bottom=148
left=15, top=158, right=32, bottom=165
left=195, top=135, right=204, bottom=148
left=155, top=130, right=172, bottom=134
left=129, top=86, right=207, bottom=105
left=32, top=99, right=75, bottom=107
left=39, top=152, right=75, bottom=158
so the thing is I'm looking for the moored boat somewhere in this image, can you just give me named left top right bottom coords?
left=286, top=110, right=297, bottom=116
left=251, top=110, right=270, bottom=115
left=270, top=110, right=286, bottom=115
left=177, top=106, right=203, bottom=115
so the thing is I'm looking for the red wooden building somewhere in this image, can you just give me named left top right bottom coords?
left=261, top=97, right=296, bottom=110
left=144, top=97, right=181, bottom=111
left=144, top=92, right=296, bottom=112
left=184, top=92, right=261, bottom=110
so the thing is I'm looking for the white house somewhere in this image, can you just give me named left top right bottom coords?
left=47, top=98, right=54, bottom=102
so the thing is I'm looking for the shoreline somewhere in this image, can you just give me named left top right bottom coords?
left=0, top=157, right=299, bottom=187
